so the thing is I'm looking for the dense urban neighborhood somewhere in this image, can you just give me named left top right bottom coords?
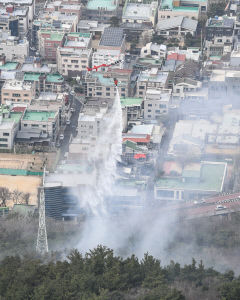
left=2, top=0, right=240, bottom=298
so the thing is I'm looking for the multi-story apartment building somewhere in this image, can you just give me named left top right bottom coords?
left=85, top=70, right=129, bottom=99
left=0, top=31, right=29, bottom=61
left=38, top=30, right=65, bottom=61
left=64, top=32, right=92, bottom=49
left=57, top=48, right=92, bottom=77
left=21, top=109, right=60, bottom=141
left=136, top=68, right=169, bottom=98
left=158, top=0, right=207, bottom=20
left=122, top=0, right=158, bottom=26
left=0, top=105, right=22, bottom=150
left=92, top=49, right=124, bottom=71
left=1, top=80, right=34, bottom=105
left=0, top=0, right=35, bottom=24
left=84, top=0, right=120, bottom=23
left=205, top=17, right=234, bottom=59
left=144, top=89, right=171, bottom=120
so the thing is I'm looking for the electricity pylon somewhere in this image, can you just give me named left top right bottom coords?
left=36, top=167, right=48, bottom=254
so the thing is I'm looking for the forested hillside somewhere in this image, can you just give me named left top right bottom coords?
left=0, top=245, right=240, bottom=300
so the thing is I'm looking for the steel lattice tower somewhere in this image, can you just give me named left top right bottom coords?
left=36, top=168, right=48, bottom=254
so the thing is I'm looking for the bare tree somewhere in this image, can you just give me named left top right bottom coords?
left=0, top=187, right=11, bottom=207
left=22, top=192, right=31, bottom=205
left=12, top=189, right=23, bottom=204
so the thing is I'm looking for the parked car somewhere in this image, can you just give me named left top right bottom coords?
left=60, top=134, right=64, bottom=140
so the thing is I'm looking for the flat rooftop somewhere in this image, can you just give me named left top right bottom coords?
left=121, top=97, right=142, bottom=108
left=156, top=162, right=226, bottom=192
left=23, top=111, right=57, bottom=122
left=123, top=3, right=154, bottom=20
left=46, top=73, right=64, bottom=83
left=160, top=0, right=199, bottom=11
left=24, top=73, right=41, bottom=81
left=86, top=0, right=117, bottom=10
left=0, top=62, right=18, bottom=71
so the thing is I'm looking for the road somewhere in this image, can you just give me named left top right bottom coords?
left=60, top=94, right=83, bottom=161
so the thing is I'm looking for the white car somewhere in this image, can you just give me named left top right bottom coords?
left=215, top=205, right=227, bottom=211
left=59, top=134, right=64, bottom=140
left=66, top=120, right=71, bottom=125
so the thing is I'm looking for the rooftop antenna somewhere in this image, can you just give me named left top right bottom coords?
left=36, top=166, right=48, bottom=254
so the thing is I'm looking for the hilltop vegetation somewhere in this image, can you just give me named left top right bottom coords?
left=1, top=245, right=240, bottom=300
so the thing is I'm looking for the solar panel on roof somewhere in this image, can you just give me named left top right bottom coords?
left=99, top=27, right=124, bottom=47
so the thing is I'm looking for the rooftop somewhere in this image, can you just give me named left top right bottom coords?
left=156, top=162, right=226, bottom=192
left=160, top=0, right=200, bottom=11
left=23, top=111, right=57, bottom=122
left=3, top=80, right=32, bottom=91
left=24, top=73, right=41, bottom=81
left=40, top=30, right=65, bottom=41
left=99, top=27, right=124, bottom=47
left=123, top=2, right=157, bottom=20
left=0, top=62, right=18, bottom=70
left=138, top=69, right=168, bottom=84
left=86, top=0, right=117, bottom=10
left=46, top=73, right=64, bottom=83
left=207, top=17, right=234, bottom=28
left=89, top=72, right=127, bottom=86
left=121, top=97, right=142, bottom=108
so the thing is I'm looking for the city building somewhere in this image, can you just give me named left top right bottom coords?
left=136, top=68, right=169, bottom=98
left=205, top=17, right=234, bottom=59
left=21, top=109, right=60, bottom=142
left=1, top=80, right=34, bottom=105
left=140, top=43, right=167, bottom=60
left=85, top=71, right=129, bottom=99
left=64, top=32, right=92, bottom=49
left=0, top=31, right=29, bottom=61
left=98, top=27, right=126, bottom=52
left=84, top=0, right=120, bottom=23
left=38, top=30, right=66, bottom=61
left=57, top=48, right=92, bottom=77
left=156, top=16, right=198, bottom=40
left=92, top=49, right=124, bottom=71
left=0, top=104, right=22, bottom=150
left=158, top=0, right=205, bottom=20
left=122, top=0, right=158, bottom=26
left=144, top=89, right=171, bottom=120
left=154, top=161, right=227, bottom=201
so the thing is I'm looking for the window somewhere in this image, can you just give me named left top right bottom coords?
left=67, top=65, right=72, bottom=67
left=155, top=110, right=160, bottom=113
left=106, top=87, right=110, bottom=91
left=89, top=88, right=92, bottom=91
left=71, top=60, right=78, bottom=63
left=24, top=124, right=27, bottom=127
left=139, top=86, right=145, bottom=90
left=0, top=144, right=8, bottom=147
left=106, top=93, right=110, bottom=96
left=148, top=104, right=152, bottom=107
left=0, top=138, right=7, bottom=142
left=43, top=125, right=46, bottom=128
left=3, top=93, right=9, bottom=96
left=64, top=59, right=67, bottom=62
left=13, top=93, right=20, bottom=97
left=96, top=87, right=102, bottom=90
left=75, top=65, right=79, bottom=68
left=89, top=93, right=92, bottom=96
left=139, top=91, right=143, bottom=95
left=31, top=124, right=39, bottom=127
left=160, top=104, right=166, bottom=108
left=96, top=92, right=102, bottom=96
left=148, top=109, right=151, bottom=112
left=148, top=115, right=151, bottom=118
left=157, top=190, right=174, bottom=198
left=3, top=133, right=9, bottom=136
left=24, top=94, right=29, bottom=97
left=121, top=88, right=125, bottom=91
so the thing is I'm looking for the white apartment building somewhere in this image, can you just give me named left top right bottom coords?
left=122, top=1, right=158, bottom=26
left=92, top=49, right=124, bottom=71
left=0, top=32, right=29, bottom=61
left=21, top=109, right=60, bottom=141
left=0, top=106, right=22, bottom=150
left=1, top=80, right=34, bottom=105
left=136, top=68, right=169, bottom=98
left=57, top=47, right=92, bottom=76
left=144, top=89, right=171, bottom=120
